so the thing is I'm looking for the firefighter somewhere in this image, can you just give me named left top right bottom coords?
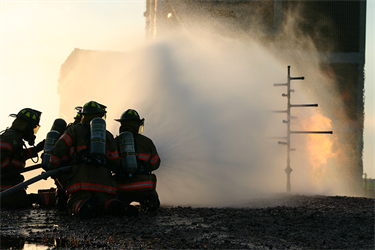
left=48, top=107, right=82, bottom=210
left=37, top=110, right=80, bottom=210
left=38, top=118, right=69, bottom=209
left=47, top=101, right=137, bottom=219
left=54, top=104, right=105, bottom=210
left=0, top=108, right=45, bottom=208
left=114, top=109, right=161, bottom=212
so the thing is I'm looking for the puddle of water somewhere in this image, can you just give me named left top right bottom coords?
left=0, top=236, right=76, bottom=250
left=23, top=243, right=49, bottom=250
left=0, top=237, right=48, bottom=250
left=0, top=236, right=26, bottom=249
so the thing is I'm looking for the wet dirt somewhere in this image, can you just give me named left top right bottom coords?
left=1, top=194, right=374, bottom=249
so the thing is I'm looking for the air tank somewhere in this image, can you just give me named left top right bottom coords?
left=50, top=118, right=67, bottom=135
left=90, top=117, right=106, bottom=158
left=118, top=131, right=137, bottom=174
left=42, top=130, right=61, bottom=169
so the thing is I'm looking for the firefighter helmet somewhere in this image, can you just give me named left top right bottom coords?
left=74, top=106, right=82, bottom=120
left=115, top=109, right=144, bottom=124
left=9, top=108, right=42, bottom=136
left=97, top=102, right=107, bottom=112
left=81, top=101, right=107, bottom=115
left=74, top=112, right=82, bottom=120
left=115, top=109, right=145, bottom=134
left=9, top=108, right=41, bottom=127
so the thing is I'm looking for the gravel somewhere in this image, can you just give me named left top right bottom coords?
left=1, top=194, right=374, bottom=249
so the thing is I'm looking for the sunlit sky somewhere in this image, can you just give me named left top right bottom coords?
left=0, top=0, right=374, bottom=181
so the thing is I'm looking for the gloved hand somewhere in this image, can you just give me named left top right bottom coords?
left=45, top=163, right=61, bottom=179
left=35, top=139, right=45, bottom=152
left=47, top=163, right=59, bottom=171
left=50, top=170, right=62, bottom=179
left=41, top=154, right=49, bottom=171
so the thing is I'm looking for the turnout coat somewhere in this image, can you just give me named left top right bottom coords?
left=115, top=132, right=160, bottom=194
left=0, top=129, right=40, bottom=207
left=48, top=123, right=120, bottom=196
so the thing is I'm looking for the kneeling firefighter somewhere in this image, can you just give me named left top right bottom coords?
left=40, top=117, right=68, bottom=208
left=47, top=101, right=137, bottom=219
left=0, top=108, right=45, bottom=208
left=114, top=109, right=161, bottom=212
left=48, top=106, right=83, bottom=209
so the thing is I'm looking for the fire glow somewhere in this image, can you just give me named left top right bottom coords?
left=302, top=110, right=337, bottom=183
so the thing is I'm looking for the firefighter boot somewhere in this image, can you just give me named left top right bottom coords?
left=56, top=189, right=68, bottom=210
left=106, top=199, right=126, bottom=217
left=147, top=195, right=160, bottom=213
left=27, top=194, right=42, bottom=206
left=77, top=198, right=96, bottom=220
left=124, top=204, right=139, bottom=217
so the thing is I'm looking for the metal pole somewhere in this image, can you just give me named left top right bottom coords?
left=285, top=66, right=292, bottom=192
left=273, top=66, right=332, bottom=193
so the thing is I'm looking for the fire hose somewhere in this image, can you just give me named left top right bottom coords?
left=0, top=164, right=43, bottom=180
left=0, top=166, right=72, bottom=199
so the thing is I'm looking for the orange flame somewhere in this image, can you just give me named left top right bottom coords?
left=301, top=110, right=336, bottom=183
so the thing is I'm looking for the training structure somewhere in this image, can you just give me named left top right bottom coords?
left=273, top=66, right=333, bottom=192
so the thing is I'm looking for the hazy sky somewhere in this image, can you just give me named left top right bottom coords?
left=0, top=0, right=374, bottom=187
left=1, top=0, right=146, bottom=122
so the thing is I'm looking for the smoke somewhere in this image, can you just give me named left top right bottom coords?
left=54, top=3, right=360, bottom=206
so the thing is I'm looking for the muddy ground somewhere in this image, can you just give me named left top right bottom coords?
left=1, top=194, right=374, bottom=249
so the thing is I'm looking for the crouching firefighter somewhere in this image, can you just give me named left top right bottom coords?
left=40, top=117, right=68, bottom=209
left=114, top=109, right=161, bottom=212
left=47, top=101, right=137, bottom=219
left=0, top=108, right=46, bottom=208
left=43, top=112, right=83, bottom=210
